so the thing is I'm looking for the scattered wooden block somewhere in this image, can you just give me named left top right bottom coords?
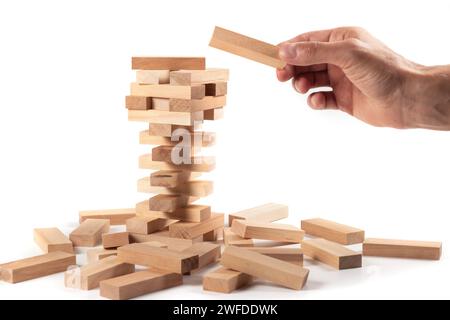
left=209, top=26, right=286, bottom=69
left=139, top=154, right=216, bottom=172
left=223, top=227, right=254, bottom=247
left=136, top=200, right=211, bottom=222
left=126, top=216, right=176, bottom=235
left=150, top=170, right=194, bottom=188
left=79, top=208, right=136, bottom=225
left=100, top=269, right=182, bottom=300
left=125, top=96, right=152, bottom=110
left=203, top=227, right=223, bottom=241
left=128, top=109, right=202, bottom=126
left=0, top=252, right=75, bottom=284
left=182, top=242, right=221, bottom=270
left=301, top=238, right=362, bottom=270
left=140, top=131, right=216, bottom=147
left=148, top=123, right=197, bottom=137
left=86, top=248, right=118, bottom=263
left=231, top=220, right=303, bottom=243
left=117, top=243, right=199, bottom=274
left=169, top=213, right=224, bottom=239
left=128, top=232, right=198, bottom=251
left=142, top=241, right=168, bottom=248
left=64, top=256, right=134, bottom=290
left=246, top=247, right=303, bottom=266
left=301, top=218, right=365, bottom=245
left=102, top=232, right=130, bottom=249
left=138, top=178, right=213, bottom=197
left=33, top=228, right=74, bottom=254
left=363, top=238, right=442, bottom=260
left=136, top=70, right=170, bottom=84
left=169, top=96, right=226, bottom=112
left=205, top=82, right=227, bottom=96
left=170, top=69, right=229, bottom=85
left=132, top=57, right=205, bottom=70
left=130, top=83, right=205, bottom=100
left=69, top=219, right=110, bottom=247
left=220, top=246, right=309, bottom=290
left=229, top=203, right=288, bottom=225
left=203, top=267, right=253, bottom=293
left=204, top=107, right=223, bottom=120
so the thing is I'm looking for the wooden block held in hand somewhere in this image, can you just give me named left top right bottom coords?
left=229, top=203, right=288, bottom=225
left=70, top=219, right=110, bottom=247
left=132, top=57, right=205, bottom=70
left=126, top=216, right=176, bottom=235
left=170, top=69, right=229, bottom=85
left=363, top=238, right=442, bottom=260
left=136, top=70, right=170, bottom=84
left=182, top=242, right=221, bottom=270
left=205, top=82, right=227, bottom=96
left=34, top=228, right=74, bottom=254
left=223, top=227, right=254, bottom=247
left=301, top=238, right=362, bottom=270
left=231, top=220, right=304, bottom=243
left=136, top=200, right=211, bottom=222
left=169, top=213, right=224, bottom=239
left=203, top=267, right=253, bottom=293
left=301, top=218, right=365, bottom=245
left=79, top=208, right=135, bottom=225
left=0, top=252, right=75, bottom=284
left=130, top=83, right=205, bottom=100
left=209, top=26, right=286, bottom=68
left=102, top=232, right=130, bottom=249
left=87, top=249, right=118, bottom=263
left=125, top=96, right=152, bottom=110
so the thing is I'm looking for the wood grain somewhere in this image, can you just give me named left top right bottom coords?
left=79, top=208, right=135, bottom=225
left=33, top=228, right=73, bottom=254
left=301, top=218, right=365, bottom=245
left=132, top=57, right=205, bottom=70
left=69, top=219, right=110, bottom=247
left=363, top=238, right=442, bottom=260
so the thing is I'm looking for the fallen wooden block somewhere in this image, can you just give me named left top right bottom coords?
left=205, top=82, right=227, bottom=96
left=301, top=238, right=362, bottom=270
left=100, top=269, right=182, bottom=300
left=246, top=247, right=303, bottom=266
left=301, top=218, right=365, bottom=245
left=136, top=200, right=211, bottom=222
left=140, top=131, right=215, bottom=147
left=139, top=154, right=216, bottom=172
left=203, top=267, right=253, bottom=293
left=204, top=107, right=223, bottom=120
left=0, top=252, right=75, bottom=284
left=223, top=227, right=254, bottom=247
left=33, top=228, right=74, bottom=254
left=148, top=123, right=198, bottom=137
left=129, top=232, right=199, bottom=251
left=69, top=219, right=110, bottom=247
left=86, top=248, right=118, bottom=263
left=117, top=243, right=199, bottom=274
left=363, top=238, right=442, bottom=260
left=169, top=96, right=226, bottom=112
left=231, top=220, right=304, bottom=243
left=182, top=242, right=221, bottom=270
left=79, top=208, right=136, bottom=225
left=130, top=83, right=205, bottom=100
left=129, top=109, right=202, bottom=126
left=142, top=241, right=168, bottom=248
left=125, top=96, right=152, bottom=110
left=136, top=70, right=170, bottom=84
left=102, top=232, right=130, bottom=249
left=209, top=26, right=286, bottom=69
left=220, top=246, right=309, bottom=290
left=203, top=227, right=224, bottom=241
left=126, top=216, right=176, bottom=235
left=170, top=69, right=229, bottom=85
left=169, top=213, right=224, bottom=239
left=148, top=194, right=198, bottom=213
left=64, top=256, right=134, bottom=290
left=132, top=57, right=205, bottom=70
left=229, top=203, right=288, bottom=225
left=138, top=178, right=213, bottom=197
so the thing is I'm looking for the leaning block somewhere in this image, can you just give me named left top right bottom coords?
left=301, top=218, right=365, bottom=245
left=246, top=247, right=303, bottom=266
left=231, top=220, right=304, bottom=243
left=86, top=249, right=118, bottom=263
left=223, top=227, right=254, bottom=247
left=182, top=242, right=221, bottom=270
left=363, top=238, right=442, bottom=260
left=205, top=82, right=227, bottom=96
left=125, top=96, right=152, bottom=110
left=170, top=69, right=229, bottom=85
left=301, top=238, right=362, bottom=270
left=136, top=200, right=211, bottom=222
left=138, top=178, right=213, bottom=197
left=126, top=216, right=176, bottom=235
left=220, top=246, right=309, bottom=290
left=148, top=194, right=196, bottom=213
left=102, top=232, right=130, bottom=249
left=79, top=208, right=136, bottom=225
left=100, top=269, right=182, bottom=300
left=203, top=267, right=253, bottom=293
left=132, top=57, right=206, bottom=70
left=229, top=203, right=288, bottom=225
left=0, top=252, right=75, bottom=284
left=69, top=219, right=110, bottom=247
left=169, top=213, right=224, bottom=239
left=203, top=107, right=224, bottom=120
left=136, top=70, right=170, bottom=84
left=130, top=83, right=205, bottom=100
left=33, top=228, right=74, bottom=254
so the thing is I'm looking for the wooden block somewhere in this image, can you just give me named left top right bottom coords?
left=170, top=69, right=229, bottom=85
left=363, top=238, right=442, bottom=260
left=128, top=109, right=202, bottom=126
left=117, top=243, right=199, bottom=274
left=231, top=220, right=303, bottom=243
left=70, top=219, right=110, bottom=247
left=126, top=216, right=176, bottom=235
left=151, top=145, right=199, bottom=163
left=139, top=154, right=216, bottom=172
left=132, top=57, right=205, bottom=70
left=148, top=123, right=197, bottom=137
left=125, top=96, right=152, bottom=110
left=169, top=213, right=224, bottom=239
left=150, top=170, right=193, bottom=188
left=205, top=82, right=227, bottom=96
left=79, top=208, right=136, bottom=225
left=223, top=227, right=254, bottom=247
left=140, top=131, right=215, bottom=147
left=203, top=107, right=223, bottom=120
left=203, top=227, right=224, bottom=241
left=169, top=96, right=226, bottom=112
left=100, top=269, right=182, bottom=300
left=142, top=241, right=168, bottom=248
left=203, top=267, right=253, bottom=293
left=136, top=70, right=170, bottom=84
left=209, top=26, right=286, bottom=69
left=220, top=246, right=309, bottom=290
left=246, top=247, right=303, bottom=266
left=33, top=228, right=74, bottom=254
left=136, top=200, right=211, bottom=222
left=182, top=242, right=221, bottom=270
left=64, top=256, right=134, bottom=290
left=138, top=178, right=213, bottom=197
left=129, top=232, right=197, bottom=251
left=301, top=218, right=365, bottom=245
left=301, top=238, right=362, bottom=270
left=0, top=252, right=75, bottom=284
left=130, top=83, right=205, bottom=100
left=102, top=232, right=130, bottom=249
left=229, top=203, right=288, bottom=225
left=87, top=248, right=118, bottom=263
left=148, top=194, right=198, bottom=213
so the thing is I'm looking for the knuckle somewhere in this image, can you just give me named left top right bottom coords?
left=300, top=41, right=319, bottom=60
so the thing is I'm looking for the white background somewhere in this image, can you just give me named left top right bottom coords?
left=0, top=0, right=449, bottom=300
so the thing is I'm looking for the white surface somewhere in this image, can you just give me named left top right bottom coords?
left=0, top=0, right=449, bottom=300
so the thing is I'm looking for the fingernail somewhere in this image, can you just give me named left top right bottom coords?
left=279, top=43, right=297, bottom=60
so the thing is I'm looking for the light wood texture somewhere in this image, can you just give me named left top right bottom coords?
left=139, top=154, right=216, bottom=172
left=209, top=26, right=286, bottom=68
left=229, top=203, right=288, bottom=225
left=64, top=256, right=134, bottom=290
left=301, top=218, right=365, bottom=245
left=148, top=123, right=197, bottom=137
left=205, top=82, right=227, bottom=96
left=363, top=238, right=442, bottom=260
left=136, top=70, right=170, bottom=84
left=117, top=243, right=199, bottom=274
left=130, top=83, right=205, bottom=100
left=102, top=232, right=130, bottom=249
left=148, top=194, right=197, bottom=213
left=150, top=170, right=197, bottom=188
left=79, top=208, right=136, bottom=225
left=126, top=216, right=176, bottom=235
left=204, top=107, right=224, bottom=120
left=246, top=247, right=303, bottom=266
left=128, top=109, right=202, bottom=126
left=100, top=269, right=182, bottom=300
left=231, top=220, right=304, bottom=243
left=140, top=131, right=215, bottom=147
left=138, top=177, right=213, bottom=197
left=203, top=267, right=253, bottom=293
left=301, top=238, right=362, bottom=270
left=220, top=246, right=309, bottom=290
left=125, top=96, right=152, bottom=110
left=182, top=242, right=221, bottom=270
left=33, top=228, right=74, bottom=254
left=223, top=227, right=254, bottom=247
left=142, top=241, right=168, bottom=248
left=136, top=200, right=211, bottom=222
left=132, top=57, right=205, bottom=70
left=129, top=232, right=198, bottom=251
left=151, top=145, right=198, bottom=163
left=170, top=69, right=229, bottom=85
left=203, top=227, right=223, bottom=241
left=87, top=249, right=118, bottom=263
left=169, top=213, right=224, bottom=239
left=0, top=252, right=75, bottom=284
left=69, top=219, right=110, bottom=247
left=169, top=96, right=226, bottom=112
